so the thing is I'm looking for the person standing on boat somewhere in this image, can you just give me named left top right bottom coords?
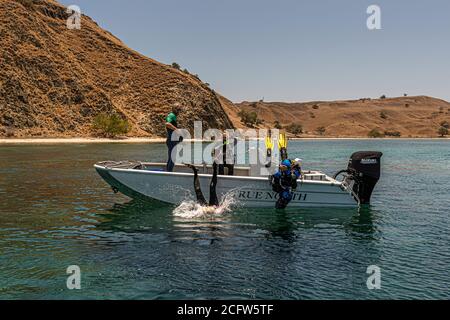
left=218, top=131, right=237, bottom=176
left=165, top=104, right=183, bottom=172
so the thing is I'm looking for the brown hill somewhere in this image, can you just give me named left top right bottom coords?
left=233, top=96, right=450, bottom=138
left=0, top=0, right=234, bottom=138
left=1, top=1, right=449, bottom=139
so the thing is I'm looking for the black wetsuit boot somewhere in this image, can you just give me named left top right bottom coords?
left=209, top=162, right=219, bottom=206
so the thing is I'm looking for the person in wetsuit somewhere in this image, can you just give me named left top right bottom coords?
left=270, top=159, right=298, bottom=209
left=185, top=162, right=219, bottom=207
left=291, top=158, right=303, bottom=180
left=165, top=104, right=183, bottom=172
left=217, top=132, right=238, bottom=176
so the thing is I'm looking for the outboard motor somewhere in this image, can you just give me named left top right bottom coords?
left=334, top=151, right=383, bottom=205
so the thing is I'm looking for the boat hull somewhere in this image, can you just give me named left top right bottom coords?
left=95, top=164, right=358, bottom=208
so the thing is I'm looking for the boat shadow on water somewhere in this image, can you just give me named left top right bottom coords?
left=237, top=205, right=380, bottom=242
left=95, top=199, right=381, bottom=244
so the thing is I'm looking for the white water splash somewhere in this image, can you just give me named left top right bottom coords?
left=173, top=189, right=240, bottom=219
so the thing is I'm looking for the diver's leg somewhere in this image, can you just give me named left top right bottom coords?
left=275, top=198, right=286, bottom=209
left=275, top=191, right=287, bottom=209
left=225, top=164, right=234, bottom=176
left=185, top=164, right=207, bottom=205
left=275, top=190, right=292, bottom=209
left=209, top=162, right=219, bottom=206
left=166, top=139, right=173, bottom=172
left=166, top=140, right=178, bottom=172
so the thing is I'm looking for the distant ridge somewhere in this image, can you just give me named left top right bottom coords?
left=231, top=96, right=450, bottom=138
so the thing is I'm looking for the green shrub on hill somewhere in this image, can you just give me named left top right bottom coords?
left=438, top=126, right=448, bottom=137
left=440, top=121, right=449, bottom=129
left=384, top=130, right=401, bottom=137
left=368, top=128, right=385, bottom=138
left=316, top=126, right=326, bottom=136
left=273, top=121, right=282, bottom=130
left=285, top=123, right=303, bottom=135
left=93, top=113, right=131, bottom=138
left=238, top=110, right=259, bottom=127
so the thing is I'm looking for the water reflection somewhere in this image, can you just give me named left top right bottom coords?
left=347, top=206, right=380, bottom=240
left=95, top=200, right=379, bottom=245
left=96, top=200, right=172, bottom=233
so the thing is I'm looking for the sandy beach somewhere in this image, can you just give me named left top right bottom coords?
left=0, top=137, right=166, bottom=144
left=1, top=136, right=448, bottom=144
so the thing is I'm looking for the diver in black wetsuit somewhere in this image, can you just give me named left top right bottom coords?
left=185, top=162, right=219, bottom=207
left=270, top=159, right=298, bottom=209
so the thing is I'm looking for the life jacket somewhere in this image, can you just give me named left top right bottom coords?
left=271, top=170, right=298, bottom=192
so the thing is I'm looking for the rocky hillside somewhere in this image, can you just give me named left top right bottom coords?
left=233, top=96, right=450, bottom=138
left=0, top=0, right=234, bottom=138
left=1, top=1, right=449, bottom=139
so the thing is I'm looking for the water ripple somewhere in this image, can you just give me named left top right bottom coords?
left=0, top=141, right=449, bottom=299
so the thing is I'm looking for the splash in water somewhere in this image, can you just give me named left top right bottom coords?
left=173, top=189, right=240, bottom=219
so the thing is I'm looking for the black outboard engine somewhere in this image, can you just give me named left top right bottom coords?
left=334, top=151, right=383, bottom=205
left=348, top=151, right=383, bottom=204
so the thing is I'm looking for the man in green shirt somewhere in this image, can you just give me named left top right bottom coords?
left=165, top=104, right=182, bottom=172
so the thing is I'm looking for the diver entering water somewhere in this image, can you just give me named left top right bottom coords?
left=267, top=132, right=299, bottom=209
left=270, top=159, right=298, bottom=209
left=184, top=134, right=233, bottom=209
left=185, top=162, right=219, bottom=207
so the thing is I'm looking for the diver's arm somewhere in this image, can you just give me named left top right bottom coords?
left=270, top=172, right=280, bottom=185
left=291, top=174, right=298, bottom=190
left=270, top=174, right=283, bottom=193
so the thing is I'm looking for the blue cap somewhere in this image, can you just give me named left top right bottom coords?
left=281, top=159, right=291, bottom=168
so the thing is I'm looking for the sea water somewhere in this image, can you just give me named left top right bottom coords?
left=0, top=139, right=448, bottom=299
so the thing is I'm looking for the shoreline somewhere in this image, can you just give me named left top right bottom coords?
left=0, top=137, right=166, bottom=144
left=0, top=136, right=448, bottom=144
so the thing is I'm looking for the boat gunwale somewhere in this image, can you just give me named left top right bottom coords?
left=93, top=163, right=344, bottom=187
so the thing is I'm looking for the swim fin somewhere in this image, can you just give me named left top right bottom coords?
left=265, top=134, right=274, bottom=168
left=265, top=135, right=273, bottom=153
left=278, top=132, right=288, bottom=161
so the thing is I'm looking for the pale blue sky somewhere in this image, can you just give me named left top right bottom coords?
left=60, top=0, right=450, bottom=102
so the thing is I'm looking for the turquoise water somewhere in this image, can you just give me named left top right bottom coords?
left=0, top=140, right=449, bottom=299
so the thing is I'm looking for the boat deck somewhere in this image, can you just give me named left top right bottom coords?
left=96, top=161, right=335, bottom=182
left=94, top=160, right=357, bottom=207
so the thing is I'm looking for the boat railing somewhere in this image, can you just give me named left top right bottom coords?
left=341, top=178, right=361, bottom=206
left=97, top=161, right=144, bottom=170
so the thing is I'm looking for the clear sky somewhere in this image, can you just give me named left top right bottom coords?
left=59, top=0, right=450, bottom=102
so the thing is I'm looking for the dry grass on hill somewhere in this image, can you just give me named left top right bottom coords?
left=232, top=96, right=450, bottom=138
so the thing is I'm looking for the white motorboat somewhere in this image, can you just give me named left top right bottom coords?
left=94, top=151, right=383, bottom=208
